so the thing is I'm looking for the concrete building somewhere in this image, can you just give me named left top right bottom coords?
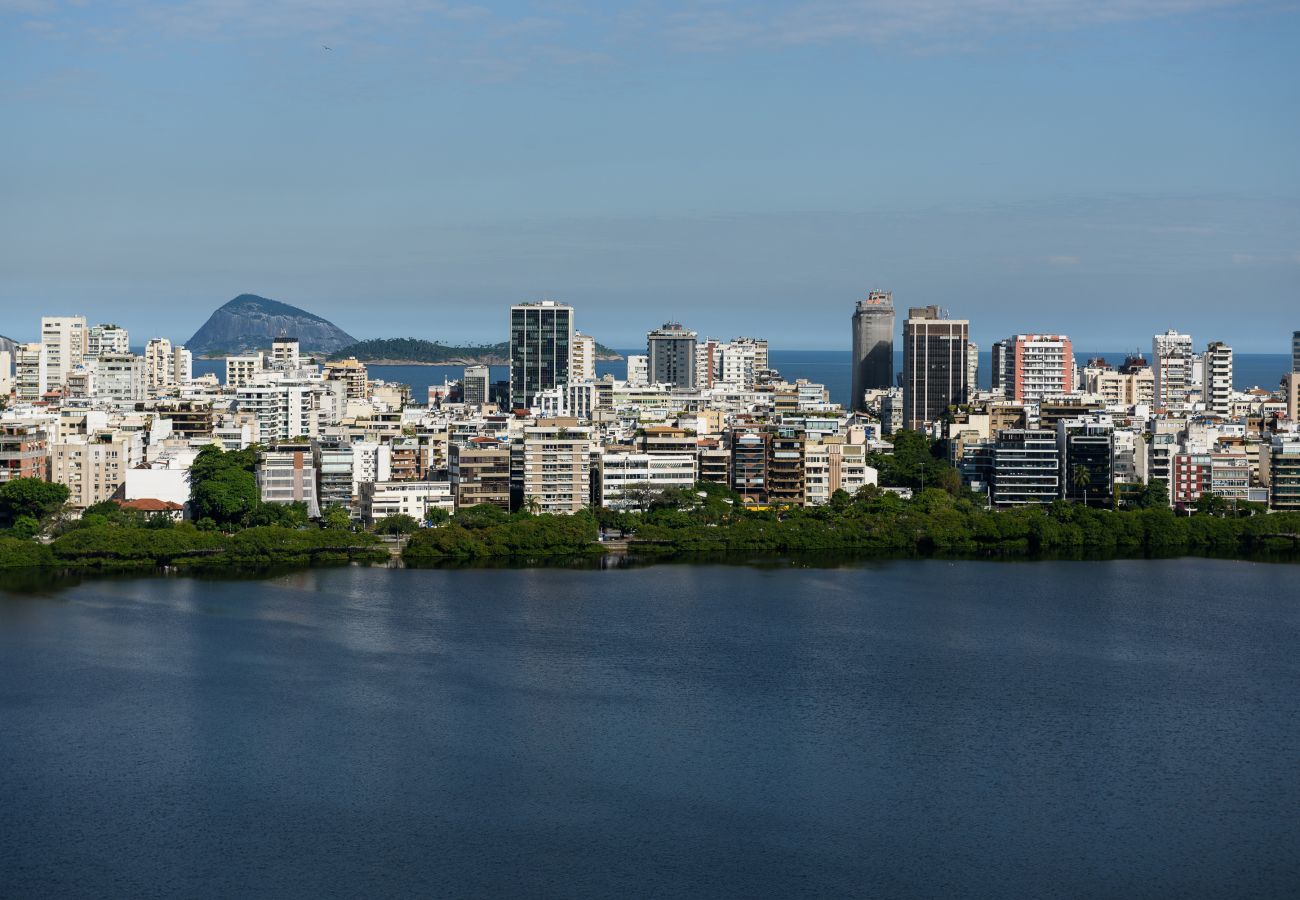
left=714, top=337, right=769, bottom=390
left=1264, top=434, right=1300, bottom=511
left=40, top=315, right=87, bottom=387
left=0, top=423, right=50, bottom=484
left=323, top=358, right=370, bottom=401
left=1293, top=330, right=1300, bottom=373
left=1058, top=417, right=1114, bottom=507
left=52, top=430, right=144, bottom=510
left=902, top=306, right=969, bottom=431
left=313, top=439, right=356, bottom=511
left=596, top=451, right=696, bottom=509
left=521, top=419, right=592, bottom=515
left=1203, top=341, right=1233, bottom=415
left=730, top=430, right=770, bottom=504
left=450, top=439, right=511, bottom=510
left=991, top=429, right=1061, bottom=507
left=625, top=354, right=649, bottom=387
left=571, top=332, right=597, bottom=384
left=1152, top=329, right=1194, bottom=409
left=94, top=354, right=146, bottom=402
left=86, top=324, right=129, bottom=359
left=270, top=336, right=301, bottom=370
left=510, top=300, right=573, bottom=410
left=1283, top=372, right=1300, bottom=423
left=256, top=444, right=320, bottom=517
left=15, top=342, right=48, bottom=401
left=1083, top=356, right=1154, bottom=408
left=144, top=338, right=174, bottom=391
left=804, top=439, right=876, bottom=505
left=226, top=354, right=264, bottom=388
left=647, top=322, right=698, bottom=389
left=235, top=377, right=342, bottom=444
left=991, top=334, right=1074, bottom=404
left=462, top=365, right=490, bottom=407
left=767, top=430, right=807, bottom=505
left=360, top=480, right=454, bottom=524
left=851, top=291, right=895, bottom=410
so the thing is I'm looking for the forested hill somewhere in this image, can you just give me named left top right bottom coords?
left=331, top=338, right=623, bottom=364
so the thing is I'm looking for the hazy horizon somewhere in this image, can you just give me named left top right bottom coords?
left=3, top=2, right=1297, bottom=352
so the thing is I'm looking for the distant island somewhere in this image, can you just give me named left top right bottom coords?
left=329, top=337, right=623, bottom=366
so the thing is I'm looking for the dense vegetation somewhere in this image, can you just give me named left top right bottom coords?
left=404, top=505, right=600, bottom=563
left=330, top=337, right=622, bottom=363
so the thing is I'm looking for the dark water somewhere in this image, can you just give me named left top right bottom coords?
left=2, top=560, right=1298, bottom=898
left=194, top=351, right=1292, bottom=410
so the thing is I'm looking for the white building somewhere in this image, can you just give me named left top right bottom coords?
left=597, top=451, right=696, bottom=509
left=40, top=315, right=87, bottom=387
left=235, top=376, right=343, bottom=444
left=226, top=354, right=264, bottom=388
left=86, top=324, right=130, bottom=360
left=270, top=336, right=301, bottom=370
left=360, top=480, right=454, bottom=524
left=94, top=354, right=146, bottom=402
left=625, top=354, right=649, bottom=387
left=351, top=441, right=393, bottom=494
left=1152, top=330, right=1194, bottom=410
left=571, top=332, right=597, bottom=383
left=51, top=429, right=145, bottom=510
left=1203, top=341, right=1233, bottom=416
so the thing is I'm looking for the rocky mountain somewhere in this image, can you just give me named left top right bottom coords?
left=187, top=294, right=357, bottom=357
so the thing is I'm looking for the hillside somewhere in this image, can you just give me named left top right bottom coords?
left=331, top=337, right=623, bottom=365
left=188, top=294, right=357, bottom=356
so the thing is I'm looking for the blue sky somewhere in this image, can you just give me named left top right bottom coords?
left=2, top=1, right=1297, bottom=351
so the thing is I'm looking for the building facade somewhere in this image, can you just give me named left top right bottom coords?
left=902, top=306, right=969, bottom=431
left=510, top=301, right=573, bottom=410
left=851, top=291, right=895, bottom=411
left=647, top=322, right=698, bottom=389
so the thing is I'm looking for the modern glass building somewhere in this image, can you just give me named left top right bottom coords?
left=509, top=301, right=573, bottom=410
left=902, top=305, right=969, bottom=431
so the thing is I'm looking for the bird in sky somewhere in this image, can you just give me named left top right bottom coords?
left=322, top=45, right=332, bottom=51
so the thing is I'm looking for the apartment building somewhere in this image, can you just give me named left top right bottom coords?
left=596, top=451, right=696, bottom=509
left=521, top=419, right=593, bottom=515
left=450, top=439, right=512, bottom=510
left=256, top=444, right=320, bottom=517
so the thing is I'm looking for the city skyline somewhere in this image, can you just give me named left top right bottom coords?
left=3, top=2, right=1297, bottom=350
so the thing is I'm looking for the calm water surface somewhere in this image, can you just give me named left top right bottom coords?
left=2, top=560, right=1298, bottom=898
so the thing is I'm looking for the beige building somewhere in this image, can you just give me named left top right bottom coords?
left=40, top=315, right=87, bottom=388
left=324, top=357, right=370, bottom=400
left=804, top=438, right=876, bottom=505
left=449, top=439, right=512, bottom=510
left=52, top=431, right=144, bottom=510
left=522, top=419, right=593, bottom=515
left=571, top=332, right=597, bottom=383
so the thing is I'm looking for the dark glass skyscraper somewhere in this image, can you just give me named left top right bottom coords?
left=647, top=322, right=697, bottom=388
left=902, top=305, right=969, bottom=431
left=509, top=301, right=573, bottom=410
left=851, top=291, right=895, bottom=410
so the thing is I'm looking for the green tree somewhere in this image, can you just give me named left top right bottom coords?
left=425, top=507, right=451, bottom=526
left=374, top=514, right=420, bottom=535
left=321, top=504, right=353, bottom=530
left=0, top=478, right=70, bottom=525
left=1070, top=464, right=1092, bottom=506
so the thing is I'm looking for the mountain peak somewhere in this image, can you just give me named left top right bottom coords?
left=188, top=294, right=357, bottom=356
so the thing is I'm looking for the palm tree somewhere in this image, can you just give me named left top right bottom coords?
left=524, top=494, right=541, bottom=515
left=1070, top=464, right=1091, bottom=507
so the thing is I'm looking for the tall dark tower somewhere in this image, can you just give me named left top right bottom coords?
left=851, top=291, right=895, bottom=411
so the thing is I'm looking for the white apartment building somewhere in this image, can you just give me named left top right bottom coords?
left=0, top=350, right=12, bottom=397
left=235, top=376, right=342, bottom=444
left=94, top=354, right=146, bottom=402
left=1152, top=330, right=1194, bottom=410
left=522, top=419, right=593, bottom=515
left=86, top=324, right=130, bottom=360
left=226, top=354, right=265, bottom=388
left=571, top=332, right=597, bottom=383
left=359, top=480, right=454, bottom=524
left=270, top=336, right=301, bottom=370
left=40, top=316, right=87, bottom=387
left=597, top=451, right=696, bottom=509
left=351, top=441, right=393, bottom=493
left=143, top=338, right=189, bottom=390
left=625, top=355, right=649, bottom=387
left=716, top=338, right=770, bottom=389
left=1203, top=342, right=1233, bottom=415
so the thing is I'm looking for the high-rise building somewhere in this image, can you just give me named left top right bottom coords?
left=1152, top=329, right=1194, bottom=409
left=1203, top=341, right=1233, bottom=415
left=991, top=429, right=1061, bottom=507
left=15, top=342, right=48, bottom=401
left=625, top=355, right=649, bottom=387
left=851, top=291, right=895, bottom=411
left=521, top=419, right=592, bottom=515
left=462, top=365, right=490, bottom=406
left=144, top=338, right=174, bottom=391
left=647, top=322, right=697, bottom=388
left=902, top=306, right=969, bottom=431
left=967, top=342, right=979, bottom=401
left=94, top=353, right=146, bottom=401
left=509, top=300, right=573, bottom=409
left=716, top=338, right=769, bottom=390
left=323, top=357, right=370, bottom=400
left=86, top=324, right=129, bottom=360
left=270, top=335, right=301, bottom=370
left=40, top=315, right=87, bottom=387
left=1292, top=330, right=1299, bottom=373
left=571, top=332, right=597, bottom=383
left=991, top=334, right=1074, bottom=404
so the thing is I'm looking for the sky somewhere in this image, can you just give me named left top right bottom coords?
left=1, top=0, right=1297, bottom=352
